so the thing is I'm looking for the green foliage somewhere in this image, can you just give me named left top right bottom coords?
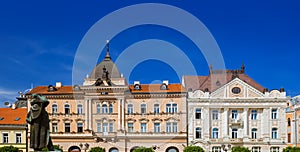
left=183, top=146, right=205, bottom=152
left=133, top=147, right=154, bottom=152
left=283, top=146, right=300, bottom=152
left=42, top=145, right=63, bottom=151
left=0, top=145, right=19, bottom=152
left=231, top=146, right=251, bottom=152
left=89, top=146, right=106, bottom=152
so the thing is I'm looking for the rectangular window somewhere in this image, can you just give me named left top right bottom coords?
left=172, top=104, right=177, bottom=113
left=166, top=104, right=171, bottom=113
left=2, top=133, right=8, bottom=143
left=52, top=123, right=58, bottom=133
left=195, top=108, right=201, bottom=119
left=166, top=122, right=172, bottom=133
left=154, top=123, right=160, bottom=133
left=251, top=110, right=257, bottom=120
left=141, top=123, right=147, bottom=133
left=212, top=110, right=218, bottom=120
left=272, top=128, right=278, bottom=139
left=128, top=104, right=133, bottom=114
left=141, top=104, right=146, bottom=114
left=15, top=133, right=21, bottom=144
left=232, top=129, right=238, bottom=139
left=77, top=105, right=83, bottom=114
left=128, top=123, right=134, bottom=133
left=77, top=123, right=83, bottom=133
left=251, top=129, right=257, bottom=139
left=154, top=104, right=160, bottom=114
left=288, top=133, right=291, bottom=143
left=195, top=128, right=201, bottom=139
left=252, top=147, right=261, bottom=152
left=65, top=123, right=70, bottom=133
left=232, top=110, right=238, bottom=119
left=271, top=109, right=277, bottom=119
left=166, top=122, right=177, bottom=133
left=103, top=123, right=108, bottom=133
left=212, top=147, right=221, bottom=152
left=109, top=123, right=114, bottom=132
left=97, top=123, right=102, bottom=132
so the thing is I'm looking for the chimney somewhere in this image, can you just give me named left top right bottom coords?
left=134, top=81, right=140, bottom=85
left=163, top=80, right=169, bottom=86
left=56, top=82, right=62, bottom=88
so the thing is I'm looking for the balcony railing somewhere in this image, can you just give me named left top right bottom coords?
left=229, top=118, right=243, bottom=127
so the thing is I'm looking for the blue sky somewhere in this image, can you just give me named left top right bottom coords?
left=0, top=0, right=300, bottom=105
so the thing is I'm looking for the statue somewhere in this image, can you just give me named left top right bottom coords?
left=26, top=94, right=54, bottom=151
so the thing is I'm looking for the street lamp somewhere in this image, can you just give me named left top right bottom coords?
left=221, top=144, right=231, bottom=152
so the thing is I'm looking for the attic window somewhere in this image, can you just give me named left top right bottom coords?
left=15, top=117, right=20, bottom=121
left=48, top=85, right=57, bottom=92
left=160, top=84, right=168, bottom=90
left=0, top=117, right=3, bottom=120
left=134, top=84, right=141, bottom=90
left=216, top=81, right=221, bottom=86
left=74, top=85, right=80, bottom=91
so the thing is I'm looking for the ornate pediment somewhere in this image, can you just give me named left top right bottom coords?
left=211, top=78, right=264, bottom=98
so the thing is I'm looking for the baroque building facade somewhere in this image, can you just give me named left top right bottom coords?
left=26, top=43, right=187, bottom=152
left=183, top=66, right=288, bottom=152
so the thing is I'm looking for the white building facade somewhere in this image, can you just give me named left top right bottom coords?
left=183, top=67, right=288, bottom=152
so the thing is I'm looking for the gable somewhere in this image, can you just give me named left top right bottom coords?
left=210, top=78, right=264, bottom=98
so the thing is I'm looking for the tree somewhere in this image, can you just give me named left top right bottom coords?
left=0, top=145, right=19, bottom=152
left=89, top=147, right=106, bottom=152
left=42, top=145, right=63, bottom=151
left=183, top=146, right=205, bottom=152
left=283, top=146, right=300, bottom=152
left=231, top=146, right=251, bottom=152
left=133, top=147, right=154, bottom=152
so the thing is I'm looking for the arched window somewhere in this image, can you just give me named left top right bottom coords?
left=64, top=104, right=70, bottom=114
left=52, top=104, right=58, bottom=114
left=272, top=128, right=278, bottom=139
left=251, top=128, right=257, bottom=139
left=128, top=104, right=133, bottom=114
left=195, top=127, right=201, bottom=139
left=102, top=104, right=108, bottom=114
left=288, top=118, right=291, bottom=126
left=77, top=104, right=83, bottom=114
left=109, top=104, right=113, bottom=114
left=232, top=128, right=238, bottom=138
left=141, top=104, right=146, bottom=114
left=212, top=128, right=218, bottom=139
left=97, top=104, right=101, bottom=114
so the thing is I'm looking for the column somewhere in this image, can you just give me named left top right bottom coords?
left=88, top=99, right=92, bottom=130
left=243, top=108, right=249, bottom=141
left=122, top=98, right=125, bottom=130
left=203, top=108, right=210, bottom=140
left=118, top=99, right=121, bottom=130
left=222, top=108, right=229, bottom=141
left=85, top=99, right=89, bottom=130
left=262, top=108, right=270, bottom=140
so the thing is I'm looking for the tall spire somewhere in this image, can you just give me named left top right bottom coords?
left=105, top=40, right=111, bottom=60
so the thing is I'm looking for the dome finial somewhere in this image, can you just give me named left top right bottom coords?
left=105, top=40, right=111, bottom=60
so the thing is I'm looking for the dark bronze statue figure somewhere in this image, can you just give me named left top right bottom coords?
left=26, top=94, right=54, bottom=151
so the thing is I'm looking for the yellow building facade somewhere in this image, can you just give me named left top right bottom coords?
left=0, top=108, right=27, bottom=152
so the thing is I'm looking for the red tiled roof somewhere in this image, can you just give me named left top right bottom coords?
left=129, top=84, right=185, bottom=93
left=183, top=70, right=265, bottom=93
left=0, top=108, right=27, bottom=125
left=28, top=86, right=74, bottom=95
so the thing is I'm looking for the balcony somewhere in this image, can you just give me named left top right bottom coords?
left=229, top=119, right=243, bottom=127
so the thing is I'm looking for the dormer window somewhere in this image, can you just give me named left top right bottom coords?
left=134, top=84, right=141, bottom=90
left=48, top=85, right=57, bottom=92
left=73, top=85, right=80, bottom=91
left=160, top=83, right=168, bottom=90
